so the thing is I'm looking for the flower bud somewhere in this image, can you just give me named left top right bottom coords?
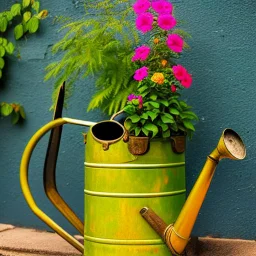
left=161, top=59, right=168, bottom=67
left=153, top=38, right=160, bottom=44
left=171, top=84, right=177, bottom=92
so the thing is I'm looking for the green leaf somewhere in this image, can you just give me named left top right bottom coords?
left=124, top=119, right=133, bottom=130
left=142, top=127, right=149, bottom=136
left=123, top=104, right=135, bottom=115
left=147, top=111, right=157, bottom=121
left=159, top=99, right=169, bottom=107
left=128, top=114, right=140, bottom=123
left=150, top=94, right=157, bottom=101
left=157, top=120, right=168, bottom=131
left=0, top=46, right=5, bottom=57
left=5, top=42, right=15, bottom=54
left=28, top=17, right=39, bottom=33
left=140, top=112, right=148, bottom=119
left=0, top=57, right=5, bottom=69
left=0, top=38, right=2, bottom=44
left=23, top=11, right=31, bottom=22
left=161, top=114, right=174, bottom=124
left=2, top=38, right=7, bottom=46
left=37, top=10, right=48, bottom=19
left=183, top=120, right=195, bottom=131
left=32, top=1, right=40, bottom=13
left=14, top=24, right=24, bottom=40
left=169, top=108, right=180, bottom=115
left=0, top=69, right=2, bottom=79
left=0, top=17, right=8, bottom=32
left=144, top=123, right=158, bottom=138
left=1, top=103, right=13, bottom=116
left=137, top=85, right=148, bottom=93
left=163, top=129, right=170, bottom=138
left=11, top=112, right=20, bottom=124
left=11, top=4, right=21, bottom=16
left=19, top=106, right=26, bottom=119
left=181, top=111, right=199, bottom=120
left=23, top=0, right=31, bottom=8
left=135, top=127, right=141, bottom=136
left=4, top=11, right=13, bottom=21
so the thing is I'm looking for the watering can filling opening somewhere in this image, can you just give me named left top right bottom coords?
left=91, top=121, right=125, bottom=141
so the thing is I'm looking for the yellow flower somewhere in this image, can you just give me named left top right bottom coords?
left=161, top=59, right=168, bottom=67
left=151, top=73, right=165, bottom=85
left=153, top=38, right=160, bottom=44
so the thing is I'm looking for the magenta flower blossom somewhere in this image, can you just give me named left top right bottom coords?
left=132, top=45, right=151, bottom=61
left=181, top=73, right=193, bottom=88
left=136, top=12, right=154, bottom=33
left=128, top=94, right=137, bottom=101
left=158, top=14, right=176, bottom=30
left=133, top=0, right=151, bottom=14
left=134, top=66, right=149, bottom=81
left=152, top=0, right=173, bottom=14
left=167, top=34, right=184, bottom=53
left=172, top=65, right=187, bottom=81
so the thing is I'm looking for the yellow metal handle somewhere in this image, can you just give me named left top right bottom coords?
left=20, top=117, right=96, bottom=253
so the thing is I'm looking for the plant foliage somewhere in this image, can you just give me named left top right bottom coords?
left=45, top=0, right=140, bottom=115
left=0, top=0, right=48, bottom=124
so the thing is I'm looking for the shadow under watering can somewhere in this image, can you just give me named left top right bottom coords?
left=20, top=84, right=246, bottom=256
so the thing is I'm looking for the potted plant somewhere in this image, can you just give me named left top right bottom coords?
left=123, top=0, right=198, bottom=155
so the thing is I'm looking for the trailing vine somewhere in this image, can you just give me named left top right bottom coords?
left=0, top=0, right=48, bottom=124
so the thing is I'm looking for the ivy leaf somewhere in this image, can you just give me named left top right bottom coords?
left=23, top=0, right=31, bottom=8
left=0, top=46, right=5, bottom=57
left=183, top=120, right=195, bottom=131
left=157, top=120, right=168, bottom=131
left=161, top=113, right=174, bottom=124
left=163, top=129, right=170, bottom=138
left=159, top=99, right=169, bottom=107
left=149, top=94, right=157, bottom=101
left=14, top=24, right=24, bottom=40
left=28, top=17, right=39, bottom=33
left=1, top=103, right=13, bottom=116
left=147, top=111, right=157, bottom=121
left=169, top=108, right=180, bottom=115
left=142, top=127, right=149, bottom=136
left=149, top=101, right=160, bottom=108
left=12, top=112, right=20, bottom=124
left=5, top=42, right=15, bottom=54
left=37, top=10, right=48, bottom=19
left=32, top=1, right=40, bottom=13
left=11, top=4, right=21, bottom=16
left=2, top=38, right=7, bottom=46
left=140, top=112, right=148, bottom=119
left=144, top=123, right=158, bottom=138
left=123, top=104, right=135, bottom=115
left=0, top=57, right=5, bottom=69
left=137, top=85, right=148, bottom=93
left=23, top=11, right=31, bottom=22
left=19, top=106, right=26, bottom=119
left=135, top=127, right=141, bottom=136
left=4, top=11, right=13, bottom=21
left=127, top=114, right=140, bottom=123
left=0, top=17, right=8, bottom=32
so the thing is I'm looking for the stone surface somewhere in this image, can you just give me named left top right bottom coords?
left=0, top=227, right=81, bottom=256
left=0, top=225, right=15, bottom=233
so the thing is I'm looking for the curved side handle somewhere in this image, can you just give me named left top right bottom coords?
left=20, top=117, right=96, bottom=253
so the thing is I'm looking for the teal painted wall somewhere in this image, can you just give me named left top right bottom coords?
left=0, top=0, right=255, bottom=240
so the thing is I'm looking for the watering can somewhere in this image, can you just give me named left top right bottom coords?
left=20, top=84, right=246, bottom=255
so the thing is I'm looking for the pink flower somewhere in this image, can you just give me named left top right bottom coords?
left=158, top=14, right=176, bottom=30
left=167, top=34, right=184, bottom=53
left=152, top=0, right=173, bottom=14
left=132, top=45, right=151, bottom=61
left=136, top=12, right=154, bottom=33
left=138, top=95, right=143, bottom=108
left=133, top=0, right=151, bottom=14
left=170, top=84, right=177, bottom=92
left=172, top=65, right=187, bottom=81
left=181, top=73, right=193, bottom=88
left=128, top=94, right=137, bottom=101
left=134, top=66, right=149, bottom=81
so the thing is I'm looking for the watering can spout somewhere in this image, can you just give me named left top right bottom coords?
left=141, top=129, right=246, bottom=255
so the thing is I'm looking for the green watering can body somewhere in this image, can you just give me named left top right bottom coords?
left=84, top=121, right=186, bottom=255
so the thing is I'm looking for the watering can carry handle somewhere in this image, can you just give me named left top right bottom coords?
left=20, top=117, right=96, bottom=253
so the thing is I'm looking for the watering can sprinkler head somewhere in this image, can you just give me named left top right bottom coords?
left=141, top=128, right=246, bottom=255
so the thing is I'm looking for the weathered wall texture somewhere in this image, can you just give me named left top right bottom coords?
left=0, top=0, right=255, bottom=240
